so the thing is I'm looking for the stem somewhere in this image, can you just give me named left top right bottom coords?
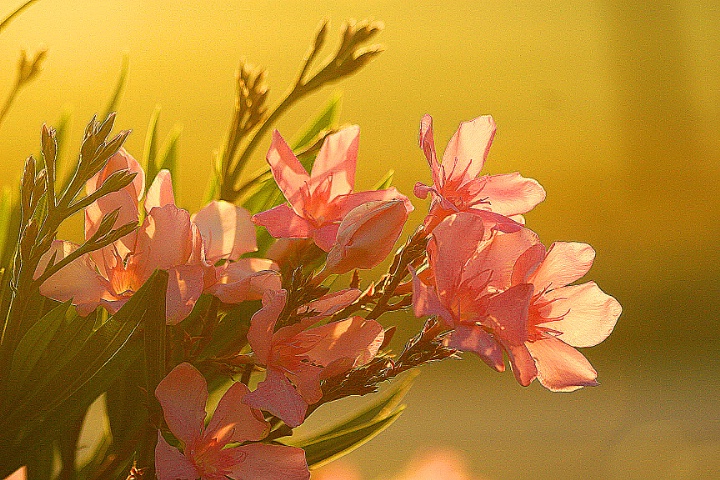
left=0, top=0, right=42, bottom=34
left=0, top=83, right=19, bottom=128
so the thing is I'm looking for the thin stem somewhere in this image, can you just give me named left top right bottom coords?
left=0, top=0, right=42, bottom=34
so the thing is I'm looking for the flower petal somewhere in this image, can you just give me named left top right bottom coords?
left=165, top=265, right=205, bottom=325
left=132, top=204, right=195, bottom=279
left=145, top=169, right=176, bottom=212
left=155, top=362, right=207, bottom=446
left=247, top=289, right=286, bottom=364
left=267, top=130, right=311, bottom=210
left=530, top=242, right=596, bottom=292
left=252, top=204, right=314, bottom=239
left=86, top=147, right=145, bottom=201
left=302, top=316, right=384, bottom=374
left=193, top=200, right=256, bottom=262
left=209, top=259, right=281, bottom=304
left=442, top=115, right=496, bottom=183
left=335, top=187, right=414, bottom=217
left=467, top=227, right=540, bottom=291
left=226, top=443, right=310, bottom=480
left=310, top=125, right=359, bottom=199
left=526, top=336, right=599, bottom=392
left=298, top=288, right=361, bottom=324
left=419, top=114, right=442, bottom=188
left=446, top=325, right=504, bottom=372
left=479, top=172, right=546, bottom=216
left=243, top=367, right=308, bottom=428
left=35, top=240, right=113, bottom=316
left=154, top=432, right=198, bottom=480
left=204, top=382, right=269, bottom=445
left=539, top=282, right=622, bottom=348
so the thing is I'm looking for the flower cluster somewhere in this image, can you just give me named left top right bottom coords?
left=31, top=114, right=620, bottom=478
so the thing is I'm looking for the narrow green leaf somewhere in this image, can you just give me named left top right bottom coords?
left=102, top=54, right=129, bottom=119
left=0, top=270, right=169, bottom=439
left=0, top=186, right=14, bottom=258
left=7, top=300, right=73, bottom=391
left=143, top=274, right=167, bottom=424
left=202, top=151, right=222, bottom=204
left=300, top=406, right=405, bottom=469
left=157, top=125, right=182, bottom=174
left=197, top=300, right=258, bottom=360
left=54, top=108, right=73, bottom=194
left=291, top=92, right=341, bottom=150
left=372, top=169, right=394, bottom=190
left=142, top=106, right=161, bottom=182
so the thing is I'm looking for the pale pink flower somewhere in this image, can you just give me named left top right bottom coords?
left=253, top=126, right=412, bottom=252
left=414, top=115, right=545, bottom=231
left=36, top=151, right=207, bottom=324
left=244, top=289, right=384, bottom=427
left=155, top=362, right=309, bottom=480
left=324, top=199, right=409, bottom=275
left=192, top=200, right=281, bottom=303
left=3, top=467, right=26, bottom=480
left=413, top=213, right=621, bottom=391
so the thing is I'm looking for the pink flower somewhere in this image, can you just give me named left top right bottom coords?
left=413, top=213, right=621, bottom=391
left=414, top=115, right=545, bottom=231
left=253, top=126, right=412, bottom=251
left=324, top=199, right=409, bottom=275
left=243, top=289, right=384, bottom=427
left=36, top=151, right=207, bottom=324
left=155, top=362, right=309, bottom=480
left=192, top=200, right=281, bottom=303
left=3, top=467, right=26, bottom=480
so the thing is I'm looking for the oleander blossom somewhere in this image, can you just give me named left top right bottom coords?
left=155, top=362, right=309, bottom=480
left=413, top=213, right=621, bottom=391
left=414, top=115, right=546, bottom=232
left=253, top=126, right=412, bottom=251
left=243, top=289, right=384, bottom=427
left=35, top=150, right=279, bottom=324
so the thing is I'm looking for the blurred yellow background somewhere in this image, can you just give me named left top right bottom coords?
left=2, top=1, right=719, bottom=478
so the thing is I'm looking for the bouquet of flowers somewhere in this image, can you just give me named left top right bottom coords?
left=0, top=9, right=621, bottom=480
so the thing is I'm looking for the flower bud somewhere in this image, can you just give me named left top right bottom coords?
left=325, top=199, right=408, bottom=275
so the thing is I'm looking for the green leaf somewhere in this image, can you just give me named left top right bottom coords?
left=6, top=300, right=73, bottom=392
left=288, top=372, right=417, bottom=469
left=291, top=92, right=341, bottom=150
left=103, top=54, right=129, bottom=119
left=157, top=125, right=182, bottom=174
left=202, top=151, right=222, bottom=204
left=54, top=108, right=73, bottom=194
left=142, top=106, right=161, bottom=183
left=300, top=406, right=405, bottom=469
left=0, top=270, right=169, bottom=441
left=0, top=186, right=15, bottom=259
left=196, top=300, right=259, bottom=360
left=373, top=169, right=395, bottom=190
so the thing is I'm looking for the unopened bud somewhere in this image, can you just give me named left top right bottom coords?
left=325, top=200, right=409, bottom=275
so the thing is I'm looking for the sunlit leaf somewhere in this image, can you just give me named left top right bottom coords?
left=143, top=106, right=161, bottom=183
left=373, top=169, right=394, bottom=190
left=291, top=92, right=341, bottom=150
left=102, top=54, right=129, bottom=119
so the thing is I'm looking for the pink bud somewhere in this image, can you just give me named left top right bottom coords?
left=325, top=200, right=408, bottom=275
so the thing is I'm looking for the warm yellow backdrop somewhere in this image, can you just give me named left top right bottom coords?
left=1, top=1, right=719, bottom=478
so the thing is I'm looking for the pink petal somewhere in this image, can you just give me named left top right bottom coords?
left=428, top=213, right=487, bottom=301
left=267, top=130, right=311, bottom=210
left=310, top=125, right=359, bottom=199
left=132, top=204, right=195, bottom=279
left=209, top=259, right=281, bottom=304
left=335, top=187, right=415, bottom=217
left=506, top=343, right=538, bottom=387
left=285, top=361, right=325, bottom=405
left=313, top=223, right=340, bottom=252
left=530, top=242, right=596, bottom=292
left=4, top=467, right=26, bottom=480
left=155, top=432, right=198, bottom=480
left=247, top=290, right=286, bottom=364
left=526, top=336, right=599, bottom=392
left=479, top=172, right=546, bottom=216
left=193, top=200, right=257, bottom=262
left=442, top=115, right=496, bottom=183
left=145, top=169, right=176, bottom=212
left=165, top=265, right=205, bottom=325
left=34, top=240, right=113, bottom=316
left=511, top=244, right=546, bottom=285
left=298, top=288, right=362, bottom=323
left=84, top=188, right=139, bottom=249
left=418, top=114, right=442, bottom=188
left=155, top=362, right=208, bottom=446
left=252, top=204, right=314, bottom=239
left=484, top=284, right=534, bottom=346
left=446, top=325, right=504, bottom=372
left=243, top=367, right=308, bottom=428
left=227, top=443, right=310, bottom=480
left=411, top=266, right=454, bottom=325
left=538, top=282, right=622, bottom=348
left=466, top=227, right=540, bottom=291
left=86, top=147, right=145, bottom=201
left=204, top=382, right=269, bottom=445
left=302, top=316, right=384, bottom=373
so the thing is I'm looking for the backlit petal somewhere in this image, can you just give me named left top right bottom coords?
left=145, top=169, right=176, bottom=212
left=204, top=382, right=269, bottom=445
left=446, top=325, right=504, bottom=372
left=442, top=115, right=496, bottom=183
left=243, top=367, right=308, bottom=428
left=530, top=242, right=595, bottom=292
left=247, top=289, right=286, bottom=364
left=165, top=265, right=205, bottom=325
left=155, top=432, right=198, bottom=480
left=310, top=125, right=359, bottom=199
left=479, top=172, right=546, bottom=216
left=267, top=130, right=311, bottom=210
left=253, top=204, right=314, bottom=239
left=193, top=200, right=256, bottom=262
left=155, top=362, right=207, bottom=446
left=227, top=443, right=310, bottom=480
left=526, top=336, right=599, bottom=392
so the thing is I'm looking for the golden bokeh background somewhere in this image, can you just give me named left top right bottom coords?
left=1, top=1, right=719, bottom=478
